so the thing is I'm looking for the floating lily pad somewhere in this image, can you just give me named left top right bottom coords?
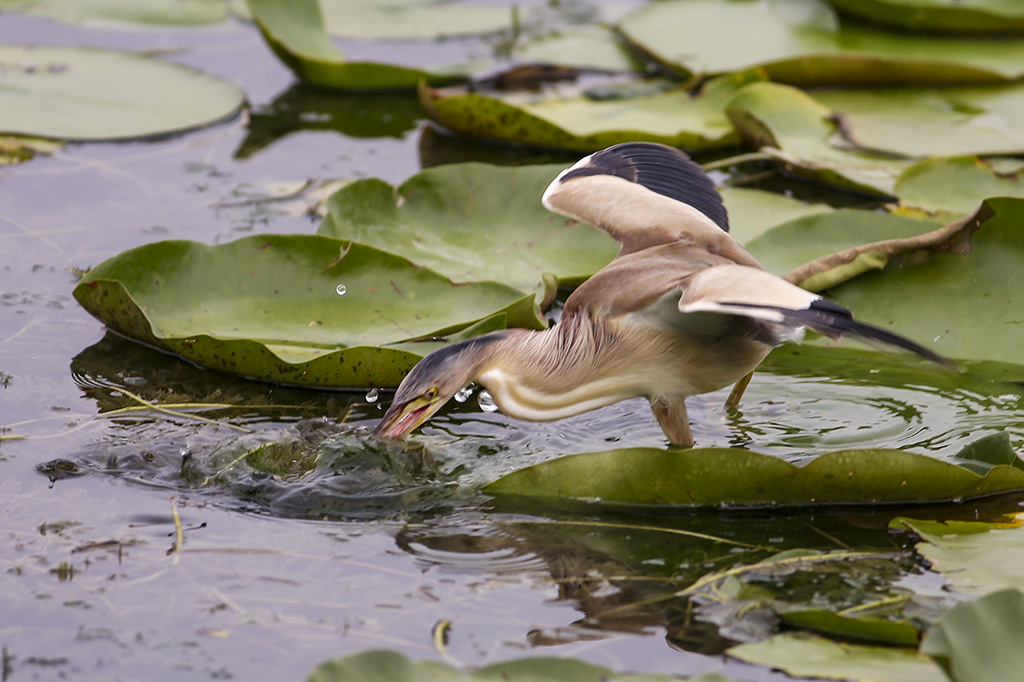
left=0, top=0, right=230, bottom=24
left=728, top=632, right=944, bottom=682
left=744, top=209, right=938, bottom=279
left=921, top=589, right=1024, bottom=682
left=246, top=0, right=466, bottom=90
left=814, top=83, right=1024, bottom=158
left=307, top=649, right=727, bottom=682
left=894, top=515, right=1024, bottom=596
left=0, top=45, right=243, bottom=140
left=825, top=197, right=1024, bottom=365
left=720, top=187, right=834, bottom=245
left=319, top=0, right=513, bottom=40
left=515, top=26, right=643, bottom=73
left=72, top=235, right=544, bottom=389
left=725, top=82, right=910, bottom=196
left=619, top=0, right=1024, bottom=85
left=317, top=162, right=618, bottom=297
left=483, top=443, right=1024, bottom=507
left=420, top=71, right=760, bottom=152
left=826, top=0, right=1024, bottom=34
left=780, top=610, right=920, bottom=647
left=895, top=156, right=1024, bottom=215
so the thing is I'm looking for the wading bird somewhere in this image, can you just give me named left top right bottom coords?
left=373, top=142, right=945, bottom=446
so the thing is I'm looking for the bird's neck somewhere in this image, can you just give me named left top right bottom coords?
left=475, top=312, right=635, bottom=421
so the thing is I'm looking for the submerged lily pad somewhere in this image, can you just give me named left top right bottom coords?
left=619, top=0, right=1024, bottom=85
left=420, top=72, right=758, bottom=152
left=318, top=162, right=618, bottom=297
left=825, top=0, right=1024, bottom=34
left=72, top=235, right=544, bottom=388
left=483, top=443, right=1024, bottom=507
left=0, top=45, right=243, bottom=140
left=246, top=0, right=466, bottom=90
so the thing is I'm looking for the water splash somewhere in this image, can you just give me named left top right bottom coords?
left=477, top=389, right=499, bottom=413
left=336, top=284, right=347, bottom=296
left=454, top=385, right=474, bottom=403
left=365, top=387, right=379, bottom=403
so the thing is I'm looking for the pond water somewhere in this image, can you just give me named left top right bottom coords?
left=2, top=10, right=1024, bottom=682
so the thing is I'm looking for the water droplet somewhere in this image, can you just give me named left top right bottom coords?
left=365, top=387, right=379, bottom=403
left=477, top=389, right=499, bottom=413
left=336, top=284, right=347, bottom=296
left=454, top=384, right=474, bottom=403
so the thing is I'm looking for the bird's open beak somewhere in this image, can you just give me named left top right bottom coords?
left=372, top=398, right=439, bottom=440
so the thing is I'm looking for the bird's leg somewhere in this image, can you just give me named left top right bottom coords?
left=650, top=396, right=693, bottom=448
left=724, top=371, right=754, bottom=412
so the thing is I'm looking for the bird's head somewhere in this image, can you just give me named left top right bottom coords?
left=373, top=332, right=510, bottom=440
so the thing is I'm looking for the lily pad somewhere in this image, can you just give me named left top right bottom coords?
left=893, top=517, right=1024, bottom=596
left=921, top=588, right=1024, bottom=682
left=728, top=632, right=944, bottom=682
left=619, top=0, right=1024, bottom=85
left=895, top=156, right=1024, bottom=215
left=317, top=162, right=618, bottom=297
left=319, top=0, right=513, bottom=40
left=0, top=0, right=230, bottom=24
left=720, top=187, right=834, bottom=245
left=419, top=71, right=761, bottom=152
left=744, top=209, right=939, bottom=280
left=0, top=45, right=244, bottom=140
left=825, top=197, right=1024, bottom=365
left=483, top=444, right=1024, bottom=507
left=780, top=609, right=920, bottom=647
left=825, top=0, right=1024, bottom=34
left=72, top=235, right=544, bottom=389
left=814, top=83, right=1024, bottom=158
left=515, top=26, right=643, bottom=73
left=725, top=81, right=910, bottom=196
left=307, top=649, right=729, bottom=682
left=246, top=0, right=466, bottom=90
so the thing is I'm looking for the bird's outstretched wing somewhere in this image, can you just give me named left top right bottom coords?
left=542, top=142, right=750, bottom=260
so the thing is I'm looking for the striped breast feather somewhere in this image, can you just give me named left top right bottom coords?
left=548, top=142, right=729, bottom=232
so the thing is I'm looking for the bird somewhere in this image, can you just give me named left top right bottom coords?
left=373, top=142, right=946, bottom=447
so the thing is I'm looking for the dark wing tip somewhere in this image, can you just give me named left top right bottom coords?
left=559, top=142, right=729, bottom=233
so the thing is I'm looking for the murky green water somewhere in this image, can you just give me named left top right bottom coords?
left=3, top=11, right=1024, bottom=682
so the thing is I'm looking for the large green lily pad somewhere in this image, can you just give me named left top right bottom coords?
left=246, top=0, right=466, bottom=90
left=720, top=187, right=834, bottom=245
left=420, top=71, right=757, bottom=152
left=72, top=235, right=544, bottom=389
left=744, top=209, right=939, bottom=279
left=619, top=0, right=1024, bottom=85
left=317, top=162, right=619, bottom=297
left=825, top=0, right=1024, bottom=34
left=0, top=45, right=243, bottom=140
left=814, top=83, right=1024, bottom=158
left=825, top=197, right=1024, bottom=365
left=895, top=156, right=1024, bottom=215
left=483, top=444, right=1024, bottom=507
left=921, top=588, right=1024, bottom=682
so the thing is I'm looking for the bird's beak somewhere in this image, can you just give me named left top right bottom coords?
left=373, top=397, right=440, bottom=440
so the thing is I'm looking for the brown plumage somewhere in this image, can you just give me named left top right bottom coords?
left=373, top=142, right=945, bottom=446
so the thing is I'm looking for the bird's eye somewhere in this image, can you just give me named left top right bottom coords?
left=424, top=387, right=439, bottom=400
